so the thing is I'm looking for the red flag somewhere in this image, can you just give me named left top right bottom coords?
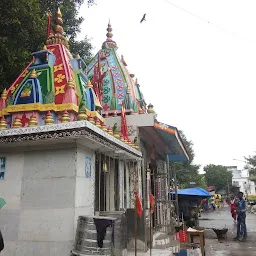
left=135, top=192, right=143, bottom=217
left=150, top=193, right=155, bottom=213
left=121, top=101, right=129, bottom=140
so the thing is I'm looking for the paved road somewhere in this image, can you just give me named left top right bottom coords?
left=199, top=205, right=256, bottom=256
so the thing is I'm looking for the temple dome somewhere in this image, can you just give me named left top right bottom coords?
left=0, top=8, right=103, bottom=129
left=87, top=22, right=147, bottom=116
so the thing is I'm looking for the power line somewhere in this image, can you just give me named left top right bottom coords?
left=164, top=0, right=256, bottom=44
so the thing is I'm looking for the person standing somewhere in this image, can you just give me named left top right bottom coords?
left=210, top=196, right=216, bottom=211
left=215, top=195, right=220, bottom=213
left=228, top=195, right=237, bottom=223
left=233, top=192, right=247, bottom=241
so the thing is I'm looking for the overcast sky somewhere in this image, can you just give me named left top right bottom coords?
left=78, top=0, right=256, bottom=170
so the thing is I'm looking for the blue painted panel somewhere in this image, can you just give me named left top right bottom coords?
left=14, top=78, right=42, bottom=105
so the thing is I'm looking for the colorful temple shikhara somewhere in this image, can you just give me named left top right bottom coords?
left=0, top=8, right=105, bottom=132
left=0, top=8, right=188, bottom=256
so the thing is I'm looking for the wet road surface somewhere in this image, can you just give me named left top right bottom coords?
left=199, top=205, right=256, bottom=255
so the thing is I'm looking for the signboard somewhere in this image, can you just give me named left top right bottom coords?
left=85, top=156, right=92, bottom=178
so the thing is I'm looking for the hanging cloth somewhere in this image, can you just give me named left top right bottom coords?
left=93, top=218, right=113, bottom=248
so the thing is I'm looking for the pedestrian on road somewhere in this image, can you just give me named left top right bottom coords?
left=215, top=195, right=220, bottom=213
left=233, top=192, right=247, bottom=242
left=228, top=195, right=237, bottom=223
left=209, top=196, right=216, bottom=211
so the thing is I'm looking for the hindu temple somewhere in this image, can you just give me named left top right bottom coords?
left=0, top=8, right=188, bottom=256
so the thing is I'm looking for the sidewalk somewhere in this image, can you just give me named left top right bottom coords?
left=127, top=249, right=174, bottom=256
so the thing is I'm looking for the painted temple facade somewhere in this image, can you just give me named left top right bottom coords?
left=87, top=23, right=189, bottom=251
left=0, top=9, right=188, bottom=256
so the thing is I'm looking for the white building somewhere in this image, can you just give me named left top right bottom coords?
left=227, top=166, right=256, bottom=195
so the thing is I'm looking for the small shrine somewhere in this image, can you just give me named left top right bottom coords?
left=0, top=8, right=104, bottom=130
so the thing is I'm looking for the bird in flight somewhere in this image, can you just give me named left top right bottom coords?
left=140, top=13, right=146, bottom=23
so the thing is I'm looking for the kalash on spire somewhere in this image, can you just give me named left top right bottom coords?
left=46, top=8, right=68, bottom=48
left=0, top=8, right=103, bottom=130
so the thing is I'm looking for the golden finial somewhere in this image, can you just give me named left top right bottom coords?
left=88, top=115, right=95, bottom=124
left=147, top=103, right=155, bottom=114
left=76, top=54, right=81, bottom=59
left=126, top=86, right=130, bottom=94
left=43, top=45, right=47, bottom=50
left=86, top=80, right=93, bottom=89
left=28, top=114, right=38, bottom=127
left=139, top=108, right=144, bottom=114
left=101, top=122, right=107, bottom=132
left=55, top=7, right=64, bottom=34
left=45, top=111, right=54, bottom=125
left=107, top=126, right=113, bottom=135
left=106, top=21, right=113, bottom=39
left=77, top=105, right=88, bottom=121
left=30, top=69, right=38, bottom=78
left=102, top=21, right=117, bottom=49
left=95, top=118, right=101, bottom=128
left=120, top=135, right=125, bottom=142
left=67, top=79, right=75, bottom=88
left=61, top=110, right=70, bottom=123
left=12, top=117, right=22, bottom=128
left=0, top=116, right=7, bottom=130
left=1, top=89, right=7, bottom=100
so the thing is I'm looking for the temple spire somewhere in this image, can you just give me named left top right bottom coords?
left=102, top=21, right=117, bottom=49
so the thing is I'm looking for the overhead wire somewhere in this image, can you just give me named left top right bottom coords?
left=164, top=0, right=256, bottom=44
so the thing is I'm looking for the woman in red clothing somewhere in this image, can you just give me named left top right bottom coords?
left=229, top=195, right=237, bottom=223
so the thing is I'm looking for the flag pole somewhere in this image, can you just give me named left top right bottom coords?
left=135, top=202, right=137, bottom=256
left=149, top=208, right=152, bottom=256
left=134, top=161, right=138, bottom=256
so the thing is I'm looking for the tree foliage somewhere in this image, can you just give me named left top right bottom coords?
left=204, top=164, right=232, bottom=193
left=244, top=154, right=256, bottom=177
left=0, top=0, right=94, bottom=92
left=170, top=131, right=206, bottom=189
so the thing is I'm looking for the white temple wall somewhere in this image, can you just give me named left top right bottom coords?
left=0, top=143, right=96, bottom=256
left=104, top=113, right=155, bottom=142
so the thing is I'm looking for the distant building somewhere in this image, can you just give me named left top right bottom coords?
left=227, top=166, right=256, bottom=195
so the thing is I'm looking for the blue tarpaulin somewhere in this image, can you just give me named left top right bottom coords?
left=170, top=187, right=211, bottom=197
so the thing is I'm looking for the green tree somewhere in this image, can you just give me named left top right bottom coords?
left=245, top=155, right=256, bottom=178
left=0, top=0, right=94, bottom=92
left=204, top=164, right=232, bottom=193
left=170, top=131, right=206, bottom=189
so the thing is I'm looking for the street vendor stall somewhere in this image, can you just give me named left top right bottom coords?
left=170, top=188, right=211, bottom=228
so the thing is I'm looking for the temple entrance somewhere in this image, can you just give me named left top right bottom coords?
left=94, top=153, right=119, bottom=212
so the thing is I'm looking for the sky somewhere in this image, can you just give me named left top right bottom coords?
left=78, top=0, right=256, bottom=170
